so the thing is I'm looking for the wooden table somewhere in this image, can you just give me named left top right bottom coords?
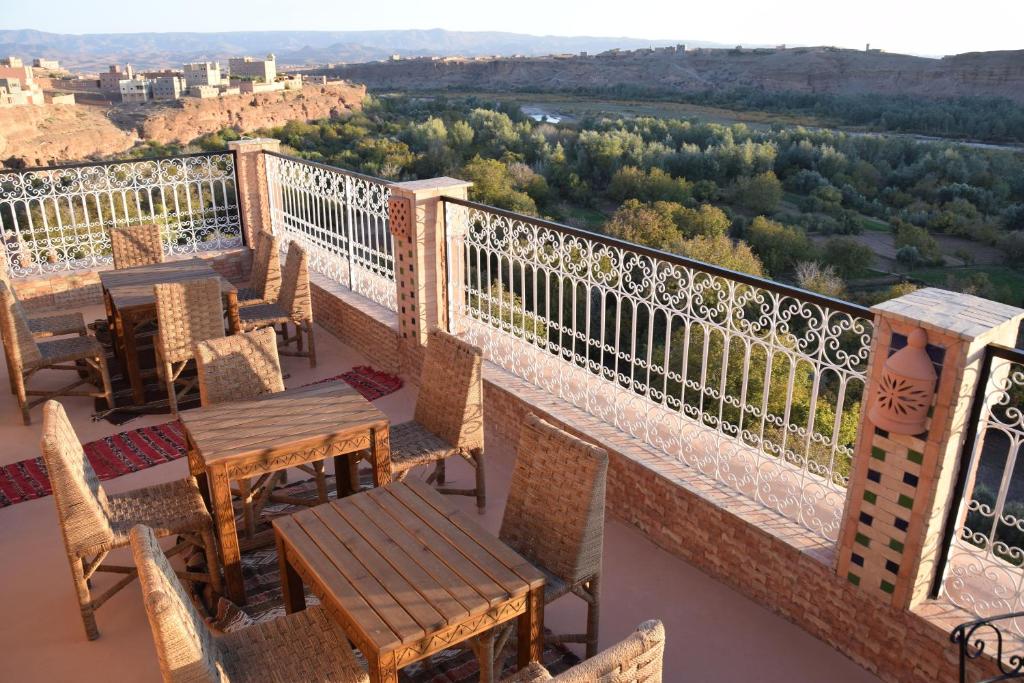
left=99, top=258, right=241, bottom=405
left=273, top=481, right=545, bottom=683
left=181, top=380, right=391, bottom=604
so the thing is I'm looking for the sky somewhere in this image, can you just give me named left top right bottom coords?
left=0, top=0, right=1021, bottom=57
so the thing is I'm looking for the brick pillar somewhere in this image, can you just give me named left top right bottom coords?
left=227, top=137, right=280, bottom=249
left=837, top=288, right=1023, bottom=610
left=387, top=177, right=472, bottom=373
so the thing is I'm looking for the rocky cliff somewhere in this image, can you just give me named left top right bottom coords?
left=0, top=104, right=137, bottom=168
left=0, top=81, right=366, bottom=168
left=139, top=81, right=366, bottom=144
left=314, top=48, right=1024, bottom=103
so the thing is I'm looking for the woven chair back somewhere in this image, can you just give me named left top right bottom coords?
left=40, top=401, right=116, bottom=556
left=110, top=224, right=164, bottom=269
left=550, top=620, right=665, bottom=683
left=0, top=280, right=41, bottom=366
left=414, top=329, right=484, bottom=452
left=154, top=278, right=226, bottom=365
left=194, top=326, right=285, bottom=406
left=278, top=241, right=312, bottom=321
left=251, top=231, right=282, bottom=302
left=130, top=525, right=222, bottom=683
left=500, top=414, right=608, bottom=586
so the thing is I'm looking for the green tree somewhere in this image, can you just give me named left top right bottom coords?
left=673, top=204, right=731, bottom=239
left=795, top=262, right=846, bottom=297
left=736, top=171, right=783, bottom=214
left=821, top=237, right=874, bottom=278
left=678, top=234, right=764, bottom=275
left=603, top=199, right=684, bottom=252
left=744, top=216, right=814, bottom=275
left=461, top=156, right=537, bottom=214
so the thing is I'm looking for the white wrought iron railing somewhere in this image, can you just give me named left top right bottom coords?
left=264, top=152, right=396, bottom=312
left=941, top=344, right=1024, bottom=636
left=0, top=153, right=242, bottom=276
left=444, top=197, right=874, bottom=542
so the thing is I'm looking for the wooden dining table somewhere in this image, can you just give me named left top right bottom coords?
left=273, top=481, right=545, bottom=683
left=180, top=380, right=392, bottom=604
left=99, top=258, right=241, bottom=405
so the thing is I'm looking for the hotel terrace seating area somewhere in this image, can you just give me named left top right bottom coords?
left=0, top=139, right=1022, bottom=682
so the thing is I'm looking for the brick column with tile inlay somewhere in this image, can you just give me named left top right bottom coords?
left=837, top=288, right=1024, bottom=609
left=387, top=178, right=472, bottom=375
left=227, top=138, right=280, bottom=249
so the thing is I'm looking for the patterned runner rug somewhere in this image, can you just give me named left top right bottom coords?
left=0, top=368, right=402, bottom=507
left=205, top=475, right=581, bottom=681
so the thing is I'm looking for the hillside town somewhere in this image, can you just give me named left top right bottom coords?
left=0, top=52, right=320, bottom=108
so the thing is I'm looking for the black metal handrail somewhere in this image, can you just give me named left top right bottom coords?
left=264, top=150, right=394, bottom=187
left=0, top=150, right=234, bottom=175
left=953, top=613, right=1024, bottom=682
left=442, top=195, right=873, bottom=319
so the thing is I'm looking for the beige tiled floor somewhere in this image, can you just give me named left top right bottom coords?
left=0, top=309, right=881, bottom=682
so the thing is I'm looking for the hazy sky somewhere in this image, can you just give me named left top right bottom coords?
left=1, top=0, right=1021, bottom=57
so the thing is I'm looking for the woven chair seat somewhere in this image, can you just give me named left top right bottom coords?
left=29, top=335, right=105, bottom=369
left=28, top=311, right=87, bottom=338
left=238, top=302, right=291, bottom=327
left=502, top=663, right=552, bottom=683
left=218, top=606, right=368, bottom=682
left=389, top=420, right=461, bottom=473
left=235, top=286, right=264, bottom=306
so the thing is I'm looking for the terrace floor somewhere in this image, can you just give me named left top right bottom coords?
left=0, top=304, right=882, bottom=682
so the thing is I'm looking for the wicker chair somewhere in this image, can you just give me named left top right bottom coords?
left=0, top=282, right=113, bottom=425
left=154, top=278, right=226, bottom=416
left=500, top=620, right=665, bottom=683
left=0, top=257, right=88, bottom=393
left=41, top=400, right=222, bottom=641
left=237, top=230, right=281, bottom=306
left=193, top=327, right=328, bottom=539
left=239, top=241, right=315, bottom=367
left=109, top=224, right=165, bottom=269
left=472, top=414, right=607, bottom=681
left=130, top=524, right=368, bottom=683
left=389, top=328, right=486, bottom=510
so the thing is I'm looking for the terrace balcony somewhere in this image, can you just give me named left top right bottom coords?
left=0, top=139, right=1022, bottom=682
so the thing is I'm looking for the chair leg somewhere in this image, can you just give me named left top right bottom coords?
left=70, top=556, right=99, bottom=640
left=238, top=478, right=255, bottom=538
left=164, top=362, right=178, bottom=417
left=473, top=448, right=486, bottom=514
left=585, top=575, right=600, bottom=659
left=472, top=630, right=498, bottom=683
left=200, top=528, right=223, bottom=595
left=304, top=319, right=316, bottom=368
left=313, top=460, right=328, bottom=504
left=14, top=369, right=30, bottom=425
left=96, top=354, right=114, bottom=412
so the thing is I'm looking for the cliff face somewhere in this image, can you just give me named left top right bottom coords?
left=0, top=104, right=137, bottom=168
left=0, top=81, right=366, bottom=168
left=140, top=81, right=367, bottom=144
left=318, top=48, right=1024, bottom=103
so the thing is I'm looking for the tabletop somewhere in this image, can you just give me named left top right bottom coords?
left=273, top=480, right=545, bottom=658
left=180, top=380, right=389, bottom=467
left=99, top=258, right=236, bottom=312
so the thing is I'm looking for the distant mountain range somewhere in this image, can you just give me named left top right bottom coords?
left=0, top=29, right=738, bottom=71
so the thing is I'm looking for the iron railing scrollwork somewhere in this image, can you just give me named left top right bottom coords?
left=442, top=196, right=873, bottom=542
left=0, top=152, right=242, bottom=275
left=953, top=613, right=1024, bottom=683
left=939, top=343, right=1024, bottom=638
left=263, top=152, right=396, bottom=312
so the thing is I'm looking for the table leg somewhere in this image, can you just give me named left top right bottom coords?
left=369, top=653, right=399, bottom=683
left=517, top=585, right=544, bottom=668
left=275, top=531, right=305, bottom=614
left=334, top=453, right=356, bottom=498
left=187, top=440, right=211, bottom=510
left=371, top=427, right=391, bottom=489
left=120, top=309, right=146, bottom=405
left=226, top=291, right=241, bottom=334
left=211, top=465, right=246, bottom=605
